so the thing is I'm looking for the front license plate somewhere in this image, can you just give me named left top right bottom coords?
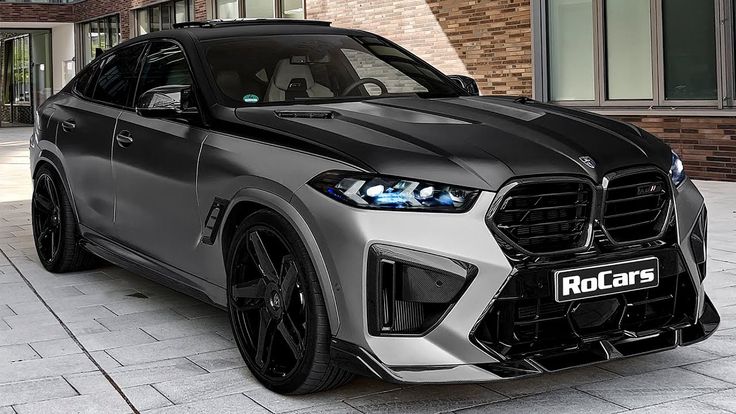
left=554, top=257, right=660, bottom=303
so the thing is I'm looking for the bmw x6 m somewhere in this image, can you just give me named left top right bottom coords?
left=30, top=19, right=719, bottom=394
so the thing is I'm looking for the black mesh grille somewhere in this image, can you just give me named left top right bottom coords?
left=602, top=171, right=671, bottom=244
left=489, top=180, right=594, bottom=255
left=472, top=248, right=697, bottom=360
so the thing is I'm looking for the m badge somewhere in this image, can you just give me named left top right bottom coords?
left=579, top=156, right=596, bottom=169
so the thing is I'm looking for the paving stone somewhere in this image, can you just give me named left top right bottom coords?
left=77, top=328, right=158, bottom=352
left=96, top=309, right=186, bottom=331
left=0, top=353, right=97, bottom=385
left=599, top=347, right=722, bottom=376
left=123, top=385, right=173, bottom=411
left=141, top=315, right=231, bottom=341
left=64, top=371, right=114, bottom=395
left=13, top=391, right=131, bottom=414
left=247, top=378, right=397, bottom=413
left=0, top=283, right=38, bottom=305
left=55, top=305, right=117, bottom=323
left=153, top=367, right=261, bottom=404
left=3, top=311, right=58, bottom=329
left=626, top=398, right=731, bottom=413
left=108, top=358, right=208, bottom=388
left=691, top=329, right=736, bottom=357
left=103, top=295, right=203, bottom=316
left=346, top=384, right=506, bottom=414
left=483, top=366, right=620, bottom=398
left=29, top=338, right=81, bottom=358
left=64, top=319, right=110, bottom=336
left=89, top=351, right=122, bottom=371
left=43, top=290, right=141, bottom=312
left=0, top=304, right=15, bottom=318
left=695, top=388, right=736, bottom=412
left=172, top=303, right=225, bottom=320
left=0, top=344, right=39, bottom=364
left=186, top=348, right=245, bottom=373
left=577, top=368, right=733, bottom=409
left=0, top=377, right=77, bottom=406
left=285, top=402, right=361, bottom=414
left=0, top=406, right=15, bottom=414
left=6, top=301, right=47, bottom=316
left=684, top=356, right=736, bottom=384
left=106, top=333, right=234, bottom=366
left=455, top=388, right=620, bottom=414
left=142, top=393, right=269, bottom=414
left=0, top=324, right=69, bottom=347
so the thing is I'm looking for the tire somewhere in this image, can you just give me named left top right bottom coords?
left=226, top=209, right=353, bottom=394
left=31, top=165, right=98, bottom=272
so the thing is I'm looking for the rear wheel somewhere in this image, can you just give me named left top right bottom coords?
left=32, top=165, right=97, bottom=272
left=226, top=210, right=353, bottom=394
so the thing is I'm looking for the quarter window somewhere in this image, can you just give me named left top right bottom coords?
left=91, top=43, right=146, bottom=107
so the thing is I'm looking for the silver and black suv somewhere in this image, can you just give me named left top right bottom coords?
left=30, top=19, right=718, bottom=394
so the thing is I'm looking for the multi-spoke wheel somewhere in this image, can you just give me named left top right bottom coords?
left=227, top=210, right=353, bottom=394
left=32, top=165, right=97, bottom=272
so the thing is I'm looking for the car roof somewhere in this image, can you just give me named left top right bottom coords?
left=137, top=19, right=371, bottom=42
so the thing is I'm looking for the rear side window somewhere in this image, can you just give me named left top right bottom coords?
left=135, top=41, right=194, bottom=107
left=92, top=43, right=147, bottom=107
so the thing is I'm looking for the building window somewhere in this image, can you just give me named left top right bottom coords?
left=213, top=0, right=304, bottom=19
left=11, top=35, right=31, bottom=105
left=80, top=15, right=121, bottom=66
left=134, top=0, right=195, bottom=36
left=538, top=0, right=731, bottom=107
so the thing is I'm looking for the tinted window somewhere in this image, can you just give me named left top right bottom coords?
left=92, top=43, right=146, bottom=106
left=136, top=42, right=193, bottom=107
left=74, top=62, right=101, bottom=98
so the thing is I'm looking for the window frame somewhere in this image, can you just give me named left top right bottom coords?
left=211, top=0, right=305, bottom=19
left=133, top=0, right=195, bottom=37
left=77, top=14, right=122, bottom=67
left=533, top=0, right=733, bottom=109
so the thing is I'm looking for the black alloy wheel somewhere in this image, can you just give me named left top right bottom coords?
left=31, top=166, right=98, bottom=272
left=227, top=210, right=352, bottom=394
left=32, top=172, right=62, bottom=265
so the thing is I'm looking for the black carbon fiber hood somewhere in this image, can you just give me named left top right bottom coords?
left=233, top=96, right=672, bottom=191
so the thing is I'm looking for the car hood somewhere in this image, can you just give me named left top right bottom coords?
left=233, top=96, right=672, bottom=191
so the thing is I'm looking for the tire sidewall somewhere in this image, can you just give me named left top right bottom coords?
left=32, top=167, right=74, bottom=271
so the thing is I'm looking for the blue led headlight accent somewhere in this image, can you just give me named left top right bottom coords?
left=309, top=171, right=480, bottom=212
left=670, top=151, right=686, bottom=188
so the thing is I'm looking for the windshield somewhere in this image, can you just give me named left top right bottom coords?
left=204, top=34, right=461, bottom=106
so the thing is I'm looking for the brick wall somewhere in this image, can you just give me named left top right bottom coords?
left=0, top=3, right=76, bottom=23
left=619, top=116, right=736, bottom=181
left=306, top=0, right=533, bottom=96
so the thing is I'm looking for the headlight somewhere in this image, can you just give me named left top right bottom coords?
left=309, top=171, right=480, bottom=212
left=670, top=151, right=686, bottom=187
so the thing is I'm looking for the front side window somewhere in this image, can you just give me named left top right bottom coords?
left=205, top=35, right=459, bottom=107
left=136, top=42, right=194, bottom=108
left=91, top=43, right=146, bottom=107
left=542, top=0, right=724, bottom=106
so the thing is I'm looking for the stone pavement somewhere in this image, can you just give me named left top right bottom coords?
left=0, top=126, right=735, bottom=413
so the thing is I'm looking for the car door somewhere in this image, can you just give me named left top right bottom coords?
left=112, top=40, right=208, bottom=274
left=54, top=44, right=146, bottom=236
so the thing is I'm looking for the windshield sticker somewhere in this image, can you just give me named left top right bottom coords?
left=243, top=94, right=260, bottom=104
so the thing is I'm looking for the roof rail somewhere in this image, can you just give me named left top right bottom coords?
left=173, top=18, right=332, bottom=29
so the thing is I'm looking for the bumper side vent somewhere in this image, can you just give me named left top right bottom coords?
left=690, top=207, right=708, bottom=281
left=488, top=180, right=594, bottom=255
left=602, top=170, right=671, bottom=244
left=367, top=245, right=476, bottom=336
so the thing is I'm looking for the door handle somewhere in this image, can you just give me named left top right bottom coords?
left=116, top=130, right=134, bottom=148
left=61, top=120, right=76, bottom=132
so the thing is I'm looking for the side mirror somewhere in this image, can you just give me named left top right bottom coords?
left=136, top=85, right=200, bottom=121
left=447, top=75, right=480, bottom=96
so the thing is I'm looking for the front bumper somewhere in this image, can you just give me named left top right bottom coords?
left=292, top=177, right=718, bottom=383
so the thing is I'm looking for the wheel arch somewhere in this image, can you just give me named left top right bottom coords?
left=33, top=150, right=80, bottom=223
left=219, top=188, right=341, bottom=336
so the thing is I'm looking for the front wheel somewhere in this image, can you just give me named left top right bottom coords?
left=226, top=210, right=353, bottom=394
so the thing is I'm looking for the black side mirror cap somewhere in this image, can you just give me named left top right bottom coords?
left=447, top=75, right=480, bottom=96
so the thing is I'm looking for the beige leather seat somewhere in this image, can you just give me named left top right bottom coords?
left=265, top=58, right=334, bottom=102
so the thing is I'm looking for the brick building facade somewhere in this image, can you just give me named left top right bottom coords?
left=1, top=0, right=735, bottom=180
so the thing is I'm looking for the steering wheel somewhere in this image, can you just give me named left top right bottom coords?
left=341, top=78, right=389, bottom=96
